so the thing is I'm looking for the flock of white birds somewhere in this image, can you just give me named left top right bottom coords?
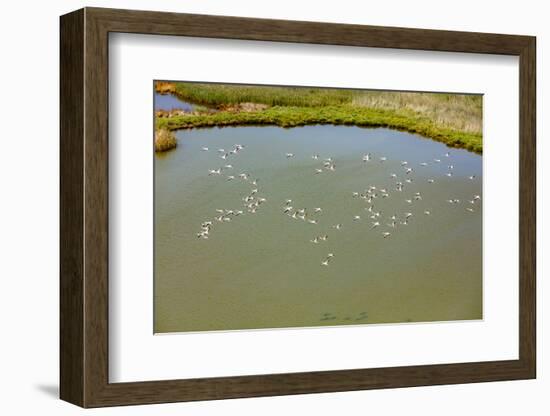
left=196, top=142, right=481, bottom=267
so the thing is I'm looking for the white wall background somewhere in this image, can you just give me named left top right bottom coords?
left=0, top=0, right=545, bottom=414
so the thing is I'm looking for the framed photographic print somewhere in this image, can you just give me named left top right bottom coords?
left=60, top=7, right=536, bottom=408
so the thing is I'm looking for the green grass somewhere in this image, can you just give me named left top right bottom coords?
left=172, top=82, right=354, bottom=107
left=157, top=82, right=483, bottom=153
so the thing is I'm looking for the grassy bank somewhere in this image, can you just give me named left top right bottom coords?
left=155, top=82, right=483, bottom=153
left=155, top=129, right=177, bottom=152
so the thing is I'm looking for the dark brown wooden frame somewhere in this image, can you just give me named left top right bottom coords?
left=60, top=7, right=536, bottom=408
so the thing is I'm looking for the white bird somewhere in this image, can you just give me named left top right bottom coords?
left=380, top=156, right=387, bottom=162
left=314, top=207, right=322, bottom=213
left=310, top=237, right=319, bottom=244
left=308, top=219, right=318, bottom=224
left=382, top=232, right=391, bottom=238
left=201, top=147, right=209, bottom=151
left=352, top=192, right=359, bottom=197
left=285, top=199, right=292, bottom=205
left=466, top=208, right=475, bottom=213
left=224, top=164, right=233, bottom=169
left=446, top=172, right=453, bottom=177
left=353, top=215, right=361, bottom=221
left=474, top=195, right=481, bottom=200
left=428, top=179, right=435, bottom=183
left=448, top=165, right=454, bottom=170
left=286, top=153, right=295, bottom=158
left=208, top=169, right=221, bottom=175
left=424, top=210, right=431, bottom=215
left=469, top=175, right=476, bottom=180
left=362, top=153, right=371, bottom=162
left=321, top=253, right=334, bottom=266
left=434, top=159, right=441, bottom=163
left=405, top=212, right=413, bottom=219
left=445, top=152, right=450, bottom=157
left=217, top=149, right=225, bottom=153
left=333, top=224, right=342, bottom=230
left=390, top=173, right=397, bottom=178
left=405, top=199, right=413, bottom=204
left=312, top=154, right=319, bottom=160
left=401, top=161, right=408, bottom=166
left=227, top=175, right=235, bottom=181
left=220, top=153, right=228, bottom=160
left=405, top=168, right=413, bottom=174
left=405, top=178, right=413, bottom=184
left=371, top=221, right=380, bottom=229
left=320, top=235, right=328, bottom=241
left=420, top=162, right=428, bottom=166
left=283, top=206, right=293, bottom=213
left=238, top=173, right=249, bottom=180
left=315, top=168, right=323, bottom=174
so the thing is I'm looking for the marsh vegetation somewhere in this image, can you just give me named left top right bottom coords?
left=154, top=128, right=177, bottom=152
left=155, top=82, right=483, bottom=153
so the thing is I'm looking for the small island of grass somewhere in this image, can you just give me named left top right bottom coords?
left=155, top=82, right=482, bottom=153
left=155, top=128, right=177, bottom=152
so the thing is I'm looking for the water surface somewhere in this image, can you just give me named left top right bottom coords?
left=155, top=125, right=482, bottom=333
left=154, top=92, right=200, bottom=112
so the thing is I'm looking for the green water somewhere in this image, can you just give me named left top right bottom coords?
left=154, top=125, right=482, bottom=333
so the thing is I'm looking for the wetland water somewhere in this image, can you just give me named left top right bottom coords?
left=154, top=92, right=201, bottom=112
left=154, top=124, right=482, bottom=333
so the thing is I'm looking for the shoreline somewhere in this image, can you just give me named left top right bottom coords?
left=155, top=105, right=482, bottom=154
left=154, top=82, right=482, bottom=154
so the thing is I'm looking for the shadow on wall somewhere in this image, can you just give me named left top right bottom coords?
left=35, top=384, right=58, bottom=399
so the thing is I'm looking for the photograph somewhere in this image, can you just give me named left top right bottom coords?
left=153, top=81, right=483, bottom=334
